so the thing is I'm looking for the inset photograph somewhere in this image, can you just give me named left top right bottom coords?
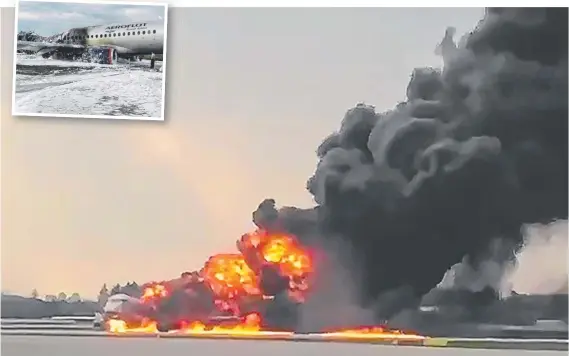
left=12, top=0, right=168, bottom=120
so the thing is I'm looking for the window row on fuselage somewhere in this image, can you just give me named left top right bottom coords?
left=63, top=29, right=157, bottom=41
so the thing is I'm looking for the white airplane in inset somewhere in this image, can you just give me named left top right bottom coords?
left=17, top=20, right=165, bottom=65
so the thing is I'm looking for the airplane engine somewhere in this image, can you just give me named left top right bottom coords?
left=84, top=47, right=118, bottom=65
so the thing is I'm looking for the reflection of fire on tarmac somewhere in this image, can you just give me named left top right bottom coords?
left=320, top=326, right=427, bottom=340
left=104, top=228, right=424, bottom=340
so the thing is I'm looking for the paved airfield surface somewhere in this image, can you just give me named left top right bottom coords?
left=2, top=336, right=565, bottom=356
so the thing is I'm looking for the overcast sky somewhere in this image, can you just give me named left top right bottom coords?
left=3, top=7, right=489, bottom=299
left=17, top=1, right=165, bottom=36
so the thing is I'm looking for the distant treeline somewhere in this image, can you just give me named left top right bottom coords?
left=1, top=281, right=144, bottom=319
left=1, top=294, right=101, bottom=319
left=99, top=281, right=143, bottom=302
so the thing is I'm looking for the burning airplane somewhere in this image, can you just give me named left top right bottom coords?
left=99, top=229, right=316, bottom=332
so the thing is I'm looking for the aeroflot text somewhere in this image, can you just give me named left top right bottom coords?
left=105, top=23, right=148, bottom=30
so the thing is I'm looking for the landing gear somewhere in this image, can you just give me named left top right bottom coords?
left=156, top=320, right=175, bottom=332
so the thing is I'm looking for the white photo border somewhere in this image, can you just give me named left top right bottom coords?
left=11, top=0, right=169, bottom=121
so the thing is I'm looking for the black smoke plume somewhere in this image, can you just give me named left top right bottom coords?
left=253, top=8, right=568, bottom=321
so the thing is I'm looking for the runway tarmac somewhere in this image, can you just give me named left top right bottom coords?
left=2, top=335, right=565, bottom=356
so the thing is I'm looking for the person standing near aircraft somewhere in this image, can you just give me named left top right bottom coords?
left=151, top=52, right=156, bottom=69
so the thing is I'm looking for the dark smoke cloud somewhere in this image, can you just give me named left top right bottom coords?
left=254, top=8, right=567, bottom=321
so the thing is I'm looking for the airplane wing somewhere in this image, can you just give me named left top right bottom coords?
left=18, top=41, right=134, bottom=54
left=17, top=41, right=85, bottom=55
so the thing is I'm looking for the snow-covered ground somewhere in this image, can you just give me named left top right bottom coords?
left=13, top=54, right=164, bottom=119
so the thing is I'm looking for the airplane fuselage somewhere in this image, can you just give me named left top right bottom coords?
left=57, top=21, right=164, bottom=57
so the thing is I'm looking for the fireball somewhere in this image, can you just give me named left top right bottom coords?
left=141, top=283, right=167, bottom=301
left=202, top=253, right=261, bottom=299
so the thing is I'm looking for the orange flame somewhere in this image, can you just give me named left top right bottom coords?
left=178, top=312, right=262, bottom=334
left=240, top=230, right=313, bottom=292
left=261, top=234, right=312, bottom=277
left=203, top=253, right=261, bottom=299
left=141, top=283, right=167, bottom=301
left=108, top=319, right=158, bottom=333
left=201, top=230, right=313, bottom=302
left=322, top=326, right=426, bottom=340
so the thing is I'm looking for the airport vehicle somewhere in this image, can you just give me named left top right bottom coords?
left=17, top=21, right=165, bottom=65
